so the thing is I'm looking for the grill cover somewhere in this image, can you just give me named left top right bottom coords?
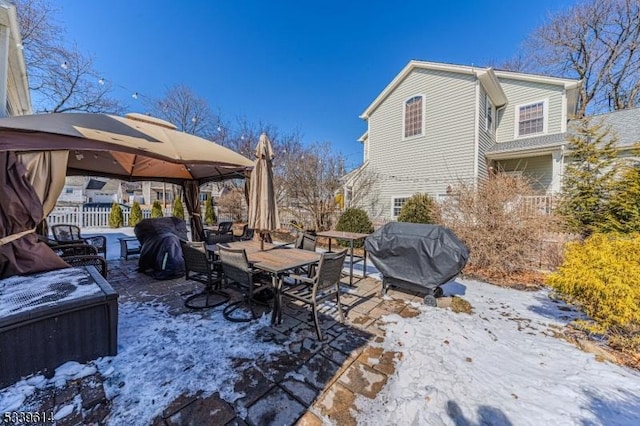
left=134, top=217, right=187, bottom=280
left=365, top=222, right=469, bottom=290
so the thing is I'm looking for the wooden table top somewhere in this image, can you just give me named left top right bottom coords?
left=207, top=240, right=320, bottom=274
left=315, top=230, right=370, bottom=240
left=206, top=240, right=279, bottom=255
left=248, top=248, right=320, bottom=274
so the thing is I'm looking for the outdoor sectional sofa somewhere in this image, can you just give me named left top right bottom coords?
left=0, top=266, right=118, bottom=388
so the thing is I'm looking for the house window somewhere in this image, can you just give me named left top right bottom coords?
left=392, top=197, right=408, bottom=217
left=65, top=188, right=73, bottom=194
left=517, top=101, right=545, bottom=136
left=485, top=95, right=495, bottom=133
left=156, top=191, right=172, bottom=201
left=404, top=95, right=423, bottom=138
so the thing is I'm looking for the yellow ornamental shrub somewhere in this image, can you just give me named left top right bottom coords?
left=546, top=234, right=640, bottom=334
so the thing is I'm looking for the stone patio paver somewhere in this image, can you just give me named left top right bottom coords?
left=12, top=258, right=425, bottom=425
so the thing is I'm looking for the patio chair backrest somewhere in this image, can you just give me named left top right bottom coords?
left=52, top=224, right=82, bottom=242
left=314, top=250, right=347, bottom=293
left=218, top=246, right=252, bottom=287
left=295, top=233, right=317, bottom=252
left=63, top=255, right=108, bottom=278
left=54, top=243, right=98, bottom=258
left=217, top=222, right=233, bottom=235
left=180, top=241, right=210, bottom=275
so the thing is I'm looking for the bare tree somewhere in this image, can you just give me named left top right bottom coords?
left=512, top=0, right=640, bottom=116
left=16, top=0, right=124, bottom=113
left=342, top=165, right=379, bottom=210
left=145, top=85, right=220, bottom=137
left=280, top=142, right=345, bottom=231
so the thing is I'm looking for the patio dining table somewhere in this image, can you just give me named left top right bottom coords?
left=207, top=240, right=321, bottom=323
left=315, top=230, right=370, bottom=285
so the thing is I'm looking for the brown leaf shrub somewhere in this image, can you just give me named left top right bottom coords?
left=437, top=173, right=561, bottom=282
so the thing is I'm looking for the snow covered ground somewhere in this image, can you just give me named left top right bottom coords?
left=3, top=229, right=639, bottom=424
left=355, top=279, right=640, bottom=426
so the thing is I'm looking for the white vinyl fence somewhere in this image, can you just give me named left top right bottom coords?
left=47, top=207, right=175, bottom=228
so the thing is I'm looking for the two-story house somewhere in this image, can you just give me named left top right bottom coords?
left=352, top=60, right=585, bottom=222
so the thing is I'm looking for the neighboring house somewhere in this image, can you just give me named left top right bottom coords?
left=0, top=0, right=31, bottom=117
left=57, top=177, right=86, bottom=204
left=349, top=60, right=628, bottom=222
left=58, top=177, right=141, bottom=205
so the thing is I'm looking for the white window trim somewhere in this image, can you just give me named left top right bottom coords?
left=391, top=195, right=411, bottom=218
left=485, top=94, right=495, bottom=134
left=402, top=94, right=426, bottom=140
left=514, top=99, right=548, bottom=139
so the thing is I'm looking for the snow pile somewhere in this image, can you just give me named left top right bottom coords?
left=0, top=301, right=286, bottom=425
left=355, top=279, right=640, bottom=425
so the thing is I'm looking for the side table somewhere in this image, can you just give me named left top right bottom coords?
left=118, top=237, right=141, bottom=260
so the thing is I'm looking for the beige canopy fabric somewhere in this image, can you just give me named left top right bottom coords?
left=0, top=112, right=254, bottom=184
left=18, top=151, right=68, bottom=216
left=248, top=134, right=279, bottom=241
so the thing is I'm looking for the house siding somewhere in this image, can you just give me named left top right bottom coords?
left=495, top=78, right=565, bottom=143
left=495, top=155, right=553, bottom=193
left=366, top=69, right=477, bottom=220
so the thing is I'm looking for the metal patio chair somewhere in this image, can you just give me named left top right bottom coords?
left=218, top=246, right=271, bottom=322
left=282, top=249, right=347, bottom=340
left=181, top=240, right=230, bottom=309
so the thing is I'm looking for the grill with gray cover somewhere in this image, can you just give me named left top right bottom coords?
left=364, top=222, right=469, bottom=305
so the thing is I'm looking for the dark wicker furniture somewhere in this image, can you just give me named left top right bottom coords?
left=0, top=266, right=118, bottom=388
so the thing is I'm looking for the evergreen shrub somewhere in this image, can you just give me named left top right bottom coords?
left=172, top=197, right=185, bottom=220
left=129, top=201, right=142, bottom=227
left=397, top=193, right=436, bottom=224
left=108, top=202, right=124, bottom=228
left=204, top=197, right=216, bottom=226
left=546, top=233, right=640, bottom=352
left=151, top=200, right=163, bottom=218
left=335, top=208, right=373, bottom=248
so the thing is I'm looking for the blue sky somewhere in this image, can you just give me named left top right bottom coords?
left=58, top=0, right=577, bottom=169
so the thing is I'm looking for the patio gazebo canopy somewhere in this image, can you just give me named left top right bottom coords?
left=0, top=112, right=254, bottom=185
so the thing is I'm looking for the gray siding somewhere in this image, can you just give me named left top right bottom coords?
left=495, top=78, right=565, bottom=143
left=495, top=155, right=552, bottom=193
left=365, top=69, right=477, bottom=220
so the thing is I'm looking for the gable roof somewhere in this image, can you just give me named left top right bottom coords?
left=86, top=178, right=107, bottom=190
left=360, top=60, right=580, bottom=120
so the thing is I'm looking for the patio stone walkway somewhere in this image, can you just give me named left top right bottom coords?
left=19, top=258, right=425, bottom=425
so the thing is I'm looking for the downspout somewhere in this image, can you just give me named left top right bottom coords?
left=473, top=77, right=480, bottom=187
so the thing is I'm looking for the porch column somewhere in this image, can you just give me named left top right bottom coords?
left=550, top=149, right=563, bottom=193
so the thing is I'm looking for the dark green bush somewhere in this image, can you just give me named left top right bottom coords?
left=204, top=197, right=217, bottom=226
left=108, top=202, right=124, bottom=228
left=151, top=200, right=163, bottom=218
left=397, top=193, right=435, bottom=223
left=172, top=197, right=185, bottom=220
left=335, top=208, right=373, bottom=248
left=129, top=201, right=142, bottom=227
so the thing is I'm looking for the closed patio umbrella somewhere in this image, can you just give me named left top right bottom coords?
left=248, top=133, right=279, bottom=248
